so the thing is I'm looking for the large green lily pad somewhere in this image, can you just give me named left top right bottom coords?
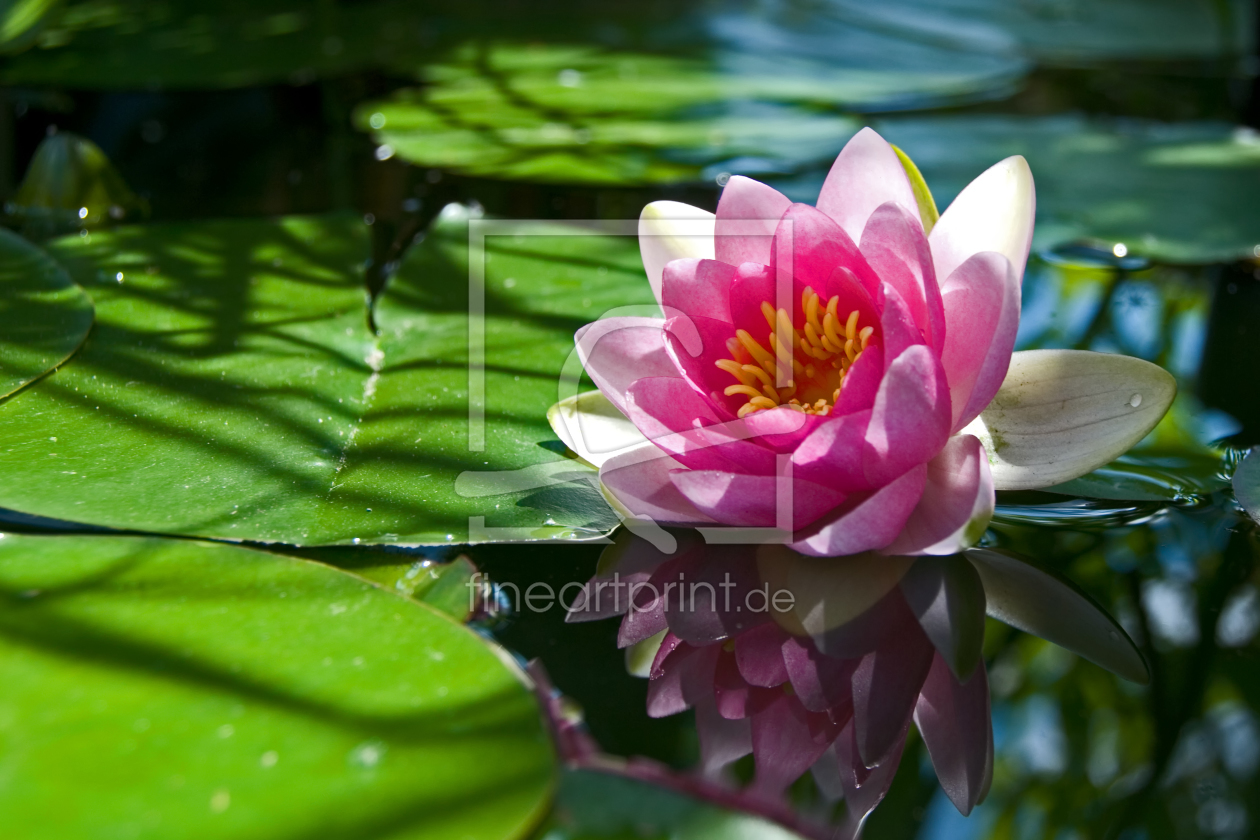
left=816, top=0, right=1249, bottom=64
left=0, top=209, right=632, bottom=544
left=0, top=532, right=553, bottom=839
left=0, top=227, right=93, bottom=398
left=779, top=115, right=1260, bottom=265
left=357, top=43, right=860, bottom=186
left=0, top=0, right=438, bottom=89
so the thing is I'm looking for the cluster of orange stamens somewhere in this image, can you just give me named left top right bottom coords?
left=715, top=287, right=875, bottom=418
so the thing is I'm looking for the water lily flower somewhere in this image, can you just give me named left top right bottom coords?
left=567, top=531, right=1149, bottom=827
left=549, top=128, right=1175, bottom=555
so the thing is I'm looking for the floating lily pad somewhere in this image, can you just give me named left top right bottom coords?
left=0, top=227, right=93, bottom=398
left=0, top=208, right=631, bottom=544
left=0, top=532, right=554, bottom=839
left=818, top=0, right=1250, bottom=64
left=357, top=43, right=860, bottom=185
left=774, top=115, right=1260, bottom=265
left=0, top=0, right=439, bottom=89
left=879, top=115, right=1260, bottom=265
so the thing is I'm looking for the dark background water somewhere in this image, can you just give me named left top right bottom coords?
left=4, top=2, right=1260, bottom=838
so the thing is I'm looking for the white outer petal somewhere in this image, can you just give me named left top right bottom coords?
left=929, top=155, right=1035, bottom=286
left=547, top=390, right=648, bottom=468
left=963, top=349, right=1176, bottom=491
left=639, top=200, right=715, bottom=305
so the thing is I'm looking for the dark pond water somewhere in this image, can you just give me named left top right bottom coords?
left=2, top=2, right=1260, bottom=840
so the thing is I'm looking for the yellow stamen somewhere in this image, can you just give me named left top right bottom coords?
left=715, top=290, right=878, bottom=417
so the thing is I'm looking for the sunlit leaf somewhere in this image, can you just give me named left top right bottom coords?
left=0, top=532, right=554, bottom=839
left=0, top=227, right=92, bottom=398
left=357, top=44, right=860, bottom=186
left=0, top=208, right=634, bottom=544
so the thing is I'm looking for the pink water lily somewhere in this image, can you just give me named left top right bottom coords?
left=550, top=128, right=1176, bottom=556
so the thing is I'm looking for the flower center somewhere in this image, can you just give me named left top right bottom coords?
left=715, top=287, right=875, bottom=418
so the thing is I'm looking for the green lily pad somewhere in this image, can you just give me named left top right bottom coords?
left=818, top=0, right=1249, bottom=64
left=533, top=769, right=809, bottom=840
left=0, top=227, right=93, bottom=398
left=357, top=43, right=860, bottom=186
left=1234, top=448, right=1260, bottom=523
left=1042, top=453, right=1230, bottom=502
left=874, top=115, right=1260, bottom=265
left=0, top=0, right=440, bottom=89
left=0, top=209, right=631, bottom=544
left=0, top=532, right=553, bottom=839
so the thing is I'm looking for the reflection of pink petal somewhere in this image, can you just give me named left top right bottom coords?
left=659, top=548, right=769, bottom=643
left=835, top=719, right=907, bottom=829
left=714, top=648, right=753, bottom=719
left=750, top=691, right=834, bottom=797
left=851, top=618, right=935, bottom=767
left=734, top=623, right=791, bottom=687
left=695, top=698, right=753, bottom=776
left=915, top=654, right=994, bottom=816
left=783, top=636, right=855, bottom=715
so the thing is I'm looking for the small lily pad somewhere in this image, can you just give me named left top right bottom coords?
left=0, top=532, right=554, bottom=839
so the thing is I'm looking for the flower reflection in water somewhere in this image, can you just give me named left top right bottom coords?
left=562, top=530, right=1147, bottom=836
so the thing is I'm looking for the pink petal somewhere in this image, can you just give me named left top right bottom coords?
left=875, top=283, right=926, bottom=375
left=915, top=654, right=994, bottom=816
left=863, top=344, right=952, bottom=487
left=884, top=434, right=995, bottom=556
left=832, top=342, right=884, bottom=416
left=770, top=203, right=883, bottom=303
left=670, top=468, right=847, bottom=531
left=599, top=443, right=717, bottom=526
left=734, top=622, right=791, bottom=687
left=790, top=463, right=927, bottom=557
left=714, top=175, right=793, bottom=267
left=939, top=251, right=1020, bottom=433
left=850, top=618, right=935, bottom=767
left=662, top=314, right=746, bottom=419
left=660, top=258, right=734, bottom=325
left=576, top=316, right=678, bottom=414
left=790, top=408, right=873, bottom=494
left=860, top=201, right=945, bottom=354
left=739, top=407, right=833, bottom=454
left=625, top=376, right=777, bottom=474
left=816, top=127, right=920, bottom=245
